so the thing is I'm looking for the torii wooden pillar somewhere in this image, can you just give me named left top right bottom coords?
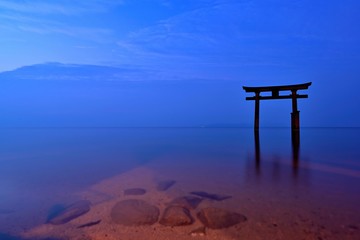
left=243, top=82, right=312, bottom=131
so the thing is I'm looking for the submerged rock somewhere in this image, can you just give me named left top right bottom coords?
left=47, top=200, right=91, bottom=225
left=190, top=191, right=232, bottom=201
left=159, top=206, right=194, bottom=226
left=169, top=196, right=203, bottom=210
left=124, top=188, right=146, bottom=196
left=111, top=199, right=159, bottom=226
left=77, top=220, right=101, bottom=229
left=157, top=180, right=176, bottom=191
left=197, top=207, right=247, bottom=229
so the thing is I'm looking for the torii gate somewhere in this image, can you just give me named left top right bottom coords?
left=243, top=82, right=312, bottom=131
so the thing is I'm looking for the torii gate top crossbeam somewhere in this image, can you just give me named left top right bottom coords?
left=243, top=82, right=312, bottom=100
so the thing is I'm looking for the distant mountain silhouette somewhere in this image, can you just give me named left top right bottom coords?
left=0, top=62, right=245, bottom=127
left=0, top=62, right=143, bottom=81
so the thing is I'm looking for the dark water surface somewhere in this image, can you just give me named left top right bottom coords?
left=0, top=127, right=359, bottom=239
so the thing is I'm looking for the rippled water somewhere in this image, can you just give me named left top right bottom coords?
left=0, top=127, right=359, bottom=239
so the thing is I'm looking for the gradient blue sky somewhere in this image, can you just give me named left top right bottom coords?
left=1, top=0, right=359, bottom=78
left=1, top=0, right=360, bottom=127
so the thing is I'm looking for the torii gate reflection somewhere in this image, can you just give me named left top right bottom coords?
left=254, top=130, right=300, bottom=177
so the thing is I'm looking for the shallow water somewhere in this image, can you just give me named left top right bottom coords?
left=0, top=127, right=359, bottom=239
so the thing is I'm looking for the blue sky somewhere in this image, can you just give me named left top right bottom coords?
left=1, top=0, right=360, bottom=127
left=1, top=0, right=359, bottom=79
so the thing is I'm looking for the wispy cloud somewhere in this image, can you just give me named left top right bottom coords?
left=112, top=0, right=351, bottom=81
left=0, top=0, right=124, bottom=15
left=17, top=24, right=112, bottom=41
left=0, top=1, right=117, bottom=42
left=116, top=0, right=349, bottom=67
left=116, top=1, right=257, bottom=58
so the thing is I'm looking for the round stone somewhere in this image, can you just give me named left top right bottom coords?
left=197, top=207, right=247, bottom=229
left=159, top=206, right=194, bottom=226
left=111, top=199, right=159, bottom=226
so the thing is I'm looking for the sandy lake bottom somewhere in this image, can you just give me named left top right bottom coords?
left=0, top=128, right=359, bottom=240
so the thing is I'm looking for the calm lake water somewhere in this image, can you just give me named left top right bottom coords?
left=0, top=127, right=359, bottom=239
